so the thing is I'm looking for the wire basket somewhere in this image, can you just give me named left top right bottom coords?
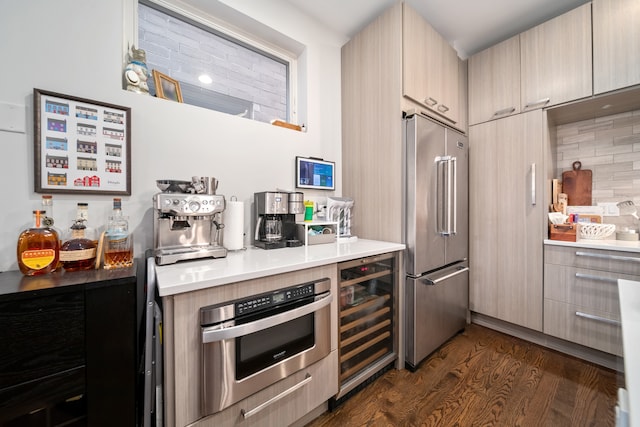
left=579, top=223, right=616, bottom=240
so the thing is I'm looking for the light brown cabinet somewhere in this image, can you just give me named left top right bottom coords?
left=593, top=0, right=640, bottom=94
left=469, top=3, right=592, bottom=125
left=162, top=264, right=338, bottom=427
left=341, top=2, right=466, bottom=242
left=468, top=35, right=521, bottom=125
left=543, top=245, right=640, bottom=356
left=403, top=3, right=460, bottom=125
left=469, top=110, right=545, bottom=331
left=520, top=3, right=592, bottom=111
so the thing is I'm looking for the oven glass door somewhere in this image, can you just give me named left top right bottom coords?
left=236, top=298, right=315, bottom=380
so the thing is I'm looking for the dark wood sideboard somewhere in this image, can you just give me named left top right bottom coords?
left=0, top=263, right=140, bottom=427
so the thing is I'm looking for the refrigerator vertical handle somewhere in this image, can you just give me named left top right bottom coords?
left=450, top=157, right=457, bottom=235
left=531, top=163, right=536, bottom=206
left=436, top=156, right=447, bottom=234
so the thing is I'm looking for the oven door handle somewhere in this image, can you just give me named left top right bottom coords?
left=201, top=292, right=333, bottom=343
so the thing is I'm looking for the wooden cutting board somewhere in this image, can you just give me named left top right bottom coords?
left=562, top=161, right=592, bottom=206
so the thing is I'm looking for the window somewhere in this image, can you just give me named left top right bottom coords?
left=137, top=0, right=295, bottom=123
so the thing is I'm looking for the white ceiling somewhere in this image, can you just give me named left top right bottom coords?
left=283, top=0, right=591, bottom=58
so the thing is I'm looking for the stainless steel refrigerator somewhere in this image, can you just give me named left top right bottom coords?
left=404, top=113, right=469, bottom=370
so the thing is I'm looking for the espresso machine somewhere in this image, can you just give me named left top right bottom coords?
left=253, top=191, right=304, bottom=249
left=153, top=176, right=228, bottom=265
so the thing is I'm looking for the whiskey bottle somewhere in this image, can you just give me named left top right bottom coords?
left=59, top=219, right=97, bottom=271
left=41, top=194, right=63, bottom=270
left=104, top=198, right=133, bottom=269
left=17, top=210, right=60, bottom=276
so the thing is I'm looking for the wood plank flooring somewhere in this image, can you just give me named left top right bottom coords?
left=306, top=324, right=623, bottom=427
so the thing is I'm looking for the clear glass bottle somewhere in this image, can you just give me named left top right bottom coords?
left=104, top=198, right=133, bottom=269
left=17, top=210, right=60, bottom=276
left=59, top=219, right=97, bottom=271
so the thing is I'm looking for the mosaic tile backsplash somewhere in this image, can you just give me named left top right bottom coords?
left=554, top=109, right=640, bottom=229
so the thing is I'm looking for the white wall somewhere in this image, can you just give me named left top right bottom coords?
left=0, top=0, right=346, bottom=272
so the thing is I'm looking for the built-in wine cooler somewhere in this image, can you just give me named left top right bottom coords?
left=330, top=252, right=398, bottom=408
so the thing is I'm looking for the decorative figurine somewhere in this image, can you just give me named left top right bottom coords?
left=123, top=46, right=150, bottom=95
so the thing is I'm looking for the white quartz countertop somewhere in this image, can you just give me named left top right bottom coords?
left=618, top=279, right=640, bottom=427
left=544, top=238, right=640, bottom=253
left=155, top=239, right=406, bottom=296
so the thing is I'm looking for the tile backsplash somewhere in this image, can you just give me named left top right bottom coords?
left=554, top=109, right=640, bottom=229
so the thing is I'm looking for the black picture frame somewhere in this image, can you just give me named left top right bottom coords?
left=34, top=88, right=131, bottom=195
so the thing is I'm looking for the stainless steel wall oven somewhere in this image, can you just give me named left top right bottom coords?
left=200, top=278, right=332, bottom=416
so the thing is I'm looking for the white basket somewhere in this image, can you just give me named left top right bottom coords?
left=579, top=223, right=616, bottom=240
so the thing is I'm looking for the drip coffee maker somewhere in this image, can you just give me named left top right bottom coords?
left=253, top=191, right=304, bottom=249
left=153, top=176, right=227, bottom=265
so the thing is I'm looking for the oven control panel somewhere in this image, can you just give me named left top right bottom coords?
left=235, top=283, right=314, bottom=316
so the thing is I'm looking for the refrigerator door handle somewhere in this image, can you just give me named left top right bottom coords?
left=436, top=156, right=448, bottom=235
left=450, top=157, right=457, bottom=236
left=421, top=266, right=469, bottom=286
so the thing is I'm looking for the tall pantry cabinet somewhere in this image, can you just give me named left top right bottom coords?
left=342, top=2, right=466, bottom=243
left=469, top=111, right=546, bottom=331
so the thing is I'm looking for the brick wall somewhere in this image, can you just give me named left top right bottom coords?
left=554, top=109, right=640, bottom=228
left=138, top=4, right=288, bottom=123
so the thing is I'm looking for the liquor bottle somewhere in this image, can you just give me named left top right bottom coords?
left=17, top=210, right=60, bottom=276
left=104, top=198, right=133, bottom=269
left=41, top=194, right=63, bottom=270
left=75, top=202, right=97, bottom=243
left=59, top=219, right=97, bottom=271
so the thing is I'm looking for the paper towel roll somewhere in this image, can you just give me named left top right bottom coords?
left=223, top=199, right=245, bottom=250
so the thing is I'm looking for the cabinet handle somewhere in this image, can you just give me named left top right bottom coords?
left=575, top=311, right=621, bottom=326
left=575, top=272, right=618, bottom=284
left=202, top=293, right=332, bottom=342
left=530, top=163, right=536, bottom=206
left=492, top=107, right=516, bottom=117
left=437, top=104, right=449, bottom=113
left=241, top=373, right=312, bottom=418
left=424, top=97, right=438, bottom=107
left=523, top=97, right=550, bottom=110
left=422, top=266, right=469, bottom=285
left=575, top=251, right=640, bottom=263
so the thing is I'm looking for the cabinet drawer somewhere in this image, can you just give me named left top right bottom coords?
left=545, top=245, right=640, bottom=275
left=0, top=290, right=84, bottom=389
left=544, top=264, right=638, bottom=313
left=0, top=366, right=85, bottom=424
left=544, top=299, right=622, bottom=356
left=191, top=350, right=337, bottom=427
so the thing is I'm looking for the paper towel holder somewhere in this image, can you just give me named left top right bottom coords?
left=224, top=195, right=247, bottom=251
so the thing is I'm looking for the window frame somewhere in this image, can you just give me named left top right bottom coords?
left=125, top=0, right=298, bottom=123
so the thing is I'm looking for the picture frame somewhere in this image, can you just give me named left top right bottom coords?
left=152, top=70, right=183, bottom=103
left=34, top=88, right=131, bottom=195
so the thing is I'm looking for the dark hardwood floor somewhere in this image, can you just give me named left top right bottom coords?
left=307, top=324, right=623, bottom=427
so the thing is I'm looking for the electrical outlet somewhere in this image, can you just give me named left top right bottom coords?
left=597, top=202, right=620, bottom=216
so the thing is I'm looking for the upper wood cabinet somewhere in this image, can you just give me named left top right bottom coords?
left=520, top=3, right=592, bottom=111
left=469, top=3, right=592, bottom=125
left=593, top=0, right=640, bottom=94
left=403, top=3, right=460, bottom=126
left=468, top=35, right=521, bottom=125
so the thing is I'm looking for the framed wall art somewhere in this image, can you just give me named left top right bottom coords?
left=34, top=88, right=131, bottom=195
left=152, top=70, right=183, bottom=103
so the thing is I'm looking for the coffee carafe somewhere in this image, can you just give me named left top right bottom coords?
left=254, top=191, right=304, bottom=249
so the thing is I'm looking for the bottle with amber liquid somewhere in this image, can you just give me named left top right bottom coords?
left=104, top=198, right=133, bottom=269
left=60, top=219, right=97, bottom=271
left=17, top=210, right=60, bottom=276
